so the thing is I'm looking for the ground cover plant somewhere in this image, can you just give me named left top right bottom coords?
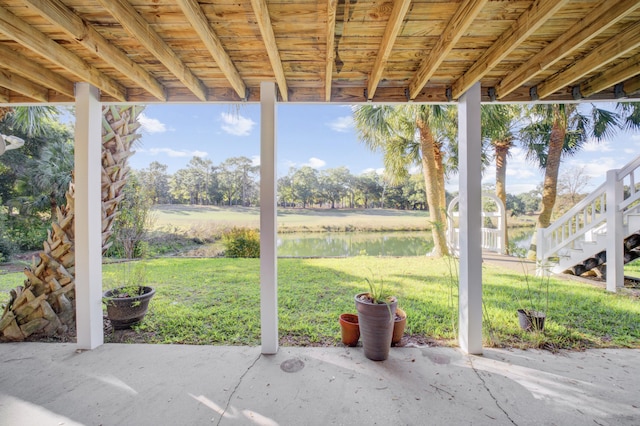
left=1, top=256, right=638, bottom=349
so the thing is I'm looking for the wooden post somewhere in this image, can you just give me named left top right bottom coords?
left=260, top=82, right=278, bottom=354
left=74, top=83, right=103, bottom=349
left=458, top=82, right=483, bottom=355
left=606, top=169, right=623, bottom=292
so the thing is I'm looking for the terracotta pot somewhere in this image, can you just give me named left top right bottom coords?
left=355, top=292, right=397, bottom=361
left=103, top=286, right=155, bottom=330
left=392, top=307, right=406, bottom=345
left=517, top=309, right=546, bottom=332
left=339, top=313, right=360, bottom=347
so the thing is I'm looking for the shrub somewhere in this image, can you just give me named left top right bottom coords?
left=222, top=227, right=260, bottom=258
left=5, top=215, right=49, bottom=251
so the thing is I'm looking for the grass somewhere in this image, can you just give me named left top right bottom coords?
left=2, top=256, right=638, bottom=349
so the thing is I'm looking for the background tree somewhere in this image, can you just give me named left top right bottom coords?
left=293, top=166, right=319, bottom=208
left=138, top=161, right=170, bottom=204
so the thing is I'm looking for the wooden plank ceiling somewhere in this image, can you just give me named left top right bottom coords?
left=0, top=0, right=639, bottom=104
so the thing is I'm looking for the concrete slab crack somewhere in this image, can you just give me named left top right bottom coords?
left=217, top=353, right=262, bottom=425
left=469, top=356, right=517, bottom=425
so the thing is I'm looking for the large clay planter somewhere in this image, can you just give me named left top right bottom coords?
left=392, top=307, right=406, bottom=346
left=355, top=292, right=397, bottom=361
left=339, top=313, right=360, bottom=347
left=103, top=286, right=155, bottom=330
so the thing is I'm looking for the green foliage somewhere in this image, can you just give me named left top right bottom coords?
left=222, top=227, right=260, bottom=258
left=5, top=215, right=49, bottom=251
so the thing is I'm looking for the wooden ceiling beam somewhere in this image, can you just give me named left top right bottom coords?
left=0, top=44, right=74, bottom=98
left=497, top=0, right=640, bottom=99
left=177, top=0, right=247, bottom=100
left=0, top=89, right=8, bottom=104
left=624, top=75, right=640, bottom=96
left=0, top=6, right=126, bottom=101
left=580, top=52, right=640, bottom=98
left=325, top=0, right=338, bottom=102
left=250, top=0, right=288, bottom=101
left=367, top=0, right=412, bottom=101
left=0, top=68, right=48, bottom=102
left=408, top=0, right=488, bottom=100
left=23, top=0, right=166, bottom=102
left=96, top=0, right=207, bottom=101
left=537, top=20, right=640, bottom=99
left=451, top=0, right=568, bottom=100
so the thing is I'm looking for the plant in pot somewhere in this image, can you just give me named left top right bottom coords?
left=355, top=276, right=397, bottom=361
left=516, top=262, right=550, bottom=332
left=103, top=261, right=155, bottom=330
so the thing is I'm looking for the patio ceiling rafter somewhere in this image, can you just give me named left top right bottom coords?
left=624, top=75, right=640, bottom=96
left=581, top=52, right=640, bottom=99
left=95, top=0, right=208, bottom=102
left=0, top=68, right=48, bottom=102
left=23, top=0, right=167, bottom=102
left=450, top=0, right=569, bottom=100
left=408, top=0, right=488, bottom=101
left=250, top=0, right=288, bottom=102
left=0, top=44, right=74, bottom=99
left=325, top=0, right=337, bottom=102
left=177, top=0, right=247, bottom=101
left=537, top=20, right=640, bottom=99
left=0, top=89, right=8, bottom=103
left=496, top=0, right=640, bottom=100
left=0, top=5, right=126, bottom=101
left=366, top=0, right=412, bottom=101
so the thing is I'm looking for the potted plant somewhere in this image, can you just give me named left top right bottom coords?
left=516, top=262, right=550, bottom=332
left=103, top=261, right=155, bottom=330
left=355, top=276, right=397, bottom=361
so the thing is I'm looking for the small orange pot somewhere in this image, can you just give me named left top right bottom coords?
left=392, top=308, right=406, bottom=345
left=339, top=313, right=360, bottom=347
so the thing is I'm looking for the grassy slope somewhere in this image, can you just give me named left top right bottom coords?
left=2, top=257, right=637, bottom=349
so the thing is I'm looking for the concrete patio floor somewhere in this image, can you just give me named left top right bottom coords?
left=0, top=343, right=638, bottom=425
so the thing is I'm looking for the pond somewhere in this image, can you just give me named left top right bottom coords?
left=277, top=228, right=534, bottom=258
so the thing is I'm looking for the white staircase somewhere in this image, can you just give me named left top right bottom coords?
left=537, top=155, right=640, bottom=292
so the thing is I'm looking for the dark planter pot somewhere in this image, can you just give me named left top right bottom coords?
left=103, top=286, right=155, bottom=330
left=339, top=313, right=360, bottom=347
left=517, top=309, right=546, bottom=332
left=392, top=307, right=406, bottom=346
left=355, top=292, right=397, bottom=361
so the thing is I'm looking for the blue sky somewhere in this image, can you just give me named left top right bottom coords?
left=131, top=103, right=640, bottom=195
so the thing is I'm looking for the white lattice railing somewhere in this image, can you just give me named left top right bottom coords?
left=447, top=193, right=507, bottom=255
left=537, top=155, right=640, bottom=289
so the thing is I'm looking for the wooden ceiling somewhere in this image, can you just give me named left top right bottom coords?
left=0, top=0, right=639, bottom=105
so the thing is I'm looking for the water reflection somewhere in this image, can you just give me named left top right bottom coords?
left=277, top=228, right=534, bottom=258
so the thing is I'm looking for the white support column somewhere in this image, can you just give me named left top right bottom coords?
left=260, top=82, right=278, bottom=354
left=458, top=82, right=483, bottom=355
left=74, top=83, right=103, bottom=349
left=606, top=169, right=623, bottom=292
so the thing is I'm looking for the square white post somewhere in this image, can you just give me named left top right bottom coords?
left=606, top=169, right=623, bottom=292
left=458, top=82, right=483, bottom=355
left=260, top=82, right=278, bottom=354
left=74, top=83, right=103, bottom=349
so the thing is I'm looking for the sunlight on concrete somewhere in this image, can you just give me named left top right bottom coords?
left=189, top=393, right=278, bottom=425
left=0, top=394, right=84, bottom=426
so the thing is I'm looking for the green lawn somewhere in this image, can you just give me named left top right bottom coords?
left=2, top=256, right=638, bottom=349
left=152, top=205, right=431, bottom=232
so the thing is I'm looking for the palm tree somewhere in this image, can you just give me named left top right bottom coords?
left=481, top=104, right=521, bottom=252
left=520, top=103, right=620, bottom=259
left=353, top=105, right=455, bottom=257
left=0, top=105, right=143, bottom=341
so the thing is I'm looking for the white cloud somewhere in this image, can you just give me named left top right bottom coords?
left=360, top=167, right=384, bottom=176
left=251, top=155, right=260, bottom=166
left=304, top=157, right=326, bottom=169
left=220, top=112, right=255, bottom=136
left=140, top=147, right=208, bottom=158
left=138, top=113, right=168, bottom=133
left=583, top=138, right=612, bottom=152
left=327, top=116, right=354, bottom=133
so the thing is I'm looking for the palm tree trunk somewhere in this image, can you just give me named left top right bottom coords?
left=495, top=140, right=511, bottom=253
left=527, top=106, right=565, bottom=260
left=0, top=105, right=143, bottom=341
left=418, top=120, right=449, bottom=257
